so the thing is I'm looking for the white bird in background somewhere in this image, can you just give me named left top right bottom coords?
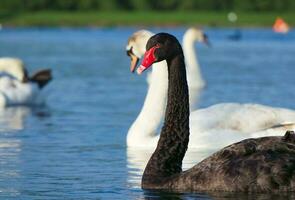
left=0, top=57, right=52, bottom=107
left=0, top=57, right=27, bottom=82
left=125, top=28, right=295, bottom=150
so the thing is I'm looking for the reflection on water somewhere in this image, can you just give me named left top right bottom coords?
left=142, top=190, right=211, bottom=200
left=139, top=186, right=295, bottom=200
left=0, top=107, right=31, bottom=132
left=0, top=136, right=21, bottom=196
left=0, top=107, right=28, bottom=196
left=0, top=106, right=50, bottom=132
left=0, top=106, right=50, bottom=197
left=208, top=192, right=295, bottom=200
left=138, top=187, right=295, bottom=199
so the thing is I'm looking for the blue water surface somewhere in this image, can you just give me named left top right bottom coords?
left=0, top=27, right=295, bottom=199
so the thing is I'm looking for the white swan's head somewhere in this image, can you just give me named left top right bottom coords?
left=183, top=27, right=209, bottom=45
left=0, top=57, right=27, bottom=82
left=126, top=30, right=154, bottom=72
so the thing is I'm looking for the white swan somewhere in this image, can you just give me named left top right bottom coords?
left=0, top=57, right=52, bottom=107
left=125, top=29, right=295, bottom=150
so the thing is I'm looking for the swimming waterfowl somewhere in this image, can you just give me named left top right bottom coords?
left=138, top=32, right=295, bottom=192
left=0, top=57, right=52, bottom=107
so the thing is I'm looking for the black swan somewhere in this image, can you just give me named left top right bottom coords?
left=136, top=32, right=295, bottom=192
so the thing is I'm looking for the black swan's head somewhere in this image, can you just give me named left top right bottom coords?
left=136, top=33, right=182, bottom=75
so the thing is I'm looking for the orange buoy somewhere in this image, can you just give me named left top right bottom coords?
left=273, top=17, right=289, bottom=34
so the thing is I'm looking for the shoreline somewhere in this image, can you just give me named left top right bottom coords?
left=0, top=11, right=294, bottom=28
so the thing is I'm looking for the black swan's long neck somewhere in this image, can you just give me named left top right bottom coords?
left=142, top=51, right=190, bottom=187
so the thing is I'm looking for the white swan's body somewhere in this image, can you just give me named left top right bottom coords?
left=0, top=76, right=44, bottom=107
left=129, top=103, right=295, bottom=149
left=189, top=103, right=295, bottom=150
left=126, top=28, right=295, bottom=149
left=0, top=57, right=50, bottom=107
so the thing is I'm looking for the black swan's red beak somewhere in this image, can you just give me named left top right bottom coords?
left=137, top=45, right=160, bottom=75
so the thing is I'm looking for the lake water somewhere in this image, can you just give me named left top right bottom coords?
left=0, top=27, right=295, bottom=199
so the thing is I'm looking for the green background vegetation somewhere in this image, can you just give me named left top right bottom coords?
left=0, top=0, right=294, bottom=27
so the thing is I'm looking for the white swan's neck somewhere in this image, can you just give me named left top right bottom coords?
left=182, top=31, right=205, bottom=110
left=127, top=61, right=168, bottom=147
left=182, top=33, right=204, bottom=89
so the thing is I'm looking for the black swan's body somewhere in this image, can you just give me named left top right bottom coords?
left=137, top=33, right=295, bottom=192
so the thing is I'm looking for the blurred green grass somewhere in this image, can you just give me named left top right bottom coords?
left=0, top=11, right=294, bottom=27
